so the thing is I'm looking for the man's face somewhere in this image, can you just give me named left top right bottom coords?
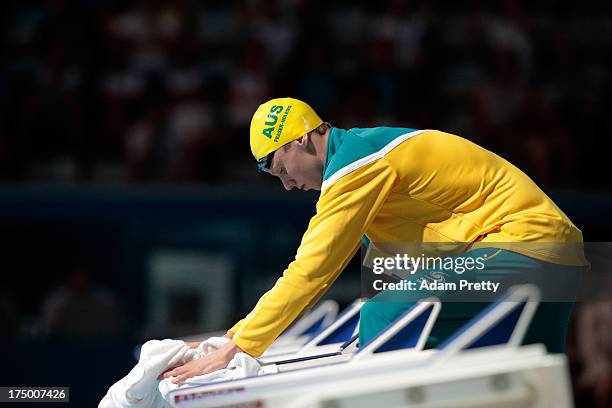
left=267, top=137, right=323, bottom=191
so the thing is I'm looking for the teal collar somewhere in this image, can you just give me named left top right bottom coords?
left=323, top=127, right=344, bottom=175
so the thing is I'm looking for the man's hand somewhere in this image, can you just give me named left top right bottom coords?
left=161, top=340, right=243, bottom=384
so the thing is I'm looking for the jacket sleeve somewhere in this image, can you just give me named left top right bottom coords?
left=232, top=158, right=398, bottom=356
left=229, top=263, right=343, bottom=336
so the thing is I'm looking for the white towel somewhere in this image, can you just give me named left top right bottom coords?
left=159, top=338, right=278, bottom=402
left=99, top=338, right=199, bottom=408
left=99, top=337, right=275, bottom=408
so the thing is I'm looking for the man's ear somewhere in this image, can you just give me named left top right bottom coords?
left=294, top=135, right=310, bottom=150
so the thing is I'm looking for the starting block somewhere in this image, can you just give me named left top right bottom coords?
left=260, top=300, right=364, bottom=361
left=166, top=285, right=572, bottom=408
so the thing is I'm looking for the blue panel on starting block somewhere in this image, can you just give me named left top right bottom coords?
left=438, top=300, right=526, bottom=350
left=317, top=311, right=360, bottom=346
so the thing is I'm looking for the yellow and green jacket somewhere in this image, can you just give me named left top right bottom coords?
left=232, top=127, right=586, bottom=356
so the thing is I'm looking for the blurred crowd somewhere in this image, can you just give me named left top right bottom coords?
left=1, top=2, right=611, bottom=404
left=1, top=0, right=611, bottom=188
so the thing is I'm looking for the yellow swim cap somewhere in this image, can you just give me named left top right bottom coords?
left=250, top=97, right=323, bottom=169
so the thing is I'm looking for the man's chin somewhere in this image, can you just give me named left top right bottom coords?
left=302, top=179, right=322, bottom=191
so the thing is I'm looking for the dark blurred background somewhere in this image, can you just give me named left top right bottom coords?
left=0, top=0, right=611, bottom=406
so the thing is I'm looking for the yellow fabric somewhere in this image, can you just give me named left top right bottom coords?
left=233, top=129, right=586, bottom=355
left=230, top=281, right=330, bottom=336
left=249, top=97, right=323, bottom=161
left=233, top=159, right=395, bottom=355
left=366, top=130, right=586, bottom=265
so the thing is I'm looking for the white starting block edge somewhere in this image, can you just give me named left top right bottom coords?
left=351, top=298, right=440, bottom=362
left=433, top=283, right=540, bottom=364
left=279, top=299, right=339, bottom=340
left=170, top=345, right=572, bottom=408
left=265, top=299, right=340, bottom=351
left=280, top=347, right=572, bottom=408
left=168, top=285, right=542, bottom=407
left=273, top=299, right=441, bottom=372
left=260, top=300, right=363, bottom=361
left=167, top=299, right=441, bottom=405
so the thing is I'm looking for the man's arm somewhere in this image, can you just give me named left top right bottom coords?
left=163, top=157, right=397, bottom=382
left=232, top=157, right=398, bottom=356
